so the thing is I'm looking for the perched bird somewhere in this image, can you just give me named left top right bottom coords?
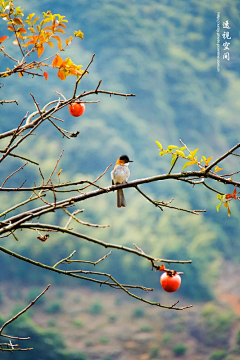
left=111, top=155, right=133, bottom=208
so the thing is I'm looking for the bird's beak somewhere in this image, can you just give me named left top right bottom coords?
left=129, top=160, right=133, bottom=162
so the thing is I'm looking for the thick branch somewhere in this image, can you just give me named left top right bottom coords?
left=13, top=223, right=192, bottom=264
left=1, top=164, right=239, bottom=228
left=204, top=143, right=240, bottom=173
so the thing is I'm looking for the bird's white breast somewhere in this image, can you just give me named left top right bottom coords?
left=111, top=165, right=130, bottom=184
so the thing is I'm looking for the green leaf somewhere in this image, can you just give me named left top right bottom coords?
left=216, top=202, right=222, bottom=212
left=155, top=140, right=163, bottom=150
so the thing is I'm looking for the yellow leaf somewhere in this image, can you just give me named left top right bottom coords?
left=175, top=150, right=185, bottom=157
left=26, top=13, right=35, bottom=21
left=206, top=156, right=213, bottom=163
left=182, top=160, right=197, bottom=170
left=171, top=155, right=177, bottom=167
left=215, top=166, right=223, bottom=173
left=190, top=148, right=199, bottom=159
left=155, top=141, right=163, bottom=150
left=33, top=17, right=40, bottom=25
left=216, top=202, right=222, bottom=212
left=167, top=145, right=179, bottom=151
left=74, top=30, right=84, bottom=39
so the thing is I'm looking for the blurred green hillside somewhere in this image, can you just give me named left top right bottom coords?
left=0, top=0, right=240, bottom=301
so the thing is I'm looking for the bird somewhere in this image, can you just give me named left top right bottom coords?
left=111, top=155, right=133, bottom=208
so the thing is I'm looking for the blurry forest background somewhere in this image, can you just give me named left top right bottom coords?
left=1, top=0, right=240, bottom=359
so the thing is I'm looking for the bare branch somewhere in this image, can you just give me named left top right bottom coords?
left=1, top=163, right=28, bottom=188
left=0, top=99, right=18, bottom=105
left=0, top=150, right=39, bottom=165
left=45, top=150, right=64, bottom=185
left=0, top=284, right=51, bottom=340
left=204, top=143, right=240, bottom=173
left=72, top=54, right=95, bottom=98
left=62, top=207, right=110, bottom=228
left=14, top=222, right=192, bottom=264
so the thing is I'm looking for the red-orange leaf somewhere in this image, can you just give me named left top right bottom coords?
left=22, top=40, right=35, bottom=47
left=0, top=36, right=8, bottom=44
left=57, top=69, right=66, bottom=80
left=225, top=194, right=232, bottom=199
left=37, top=44, right=44, bottom=57
left=7, top=25, right=15, bottom=32
left=233, top=188, right=237, bottom=199
left=55, top=28, right=65, bottom=34
left=13, top=17, right=23, bottom=25
left=228, top=206, right=231, bottom=217
left=18, top=27, right=27, bottom=33
left=57, top=41, right=62, bottom=50
left=43, top=71, right=48, bottom=81
left=52, top=55, right=63, bottom=68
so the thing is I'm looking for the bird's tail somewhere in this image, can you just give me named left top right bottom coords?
left=117, top=189, right=127, bottom=208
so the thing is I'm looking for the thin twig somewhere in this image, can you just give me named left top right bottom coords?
left=45, top=150, right=64, bottom=185
left=72, top=54, right=95, bottom=98
left=62, top=207, right=110, bottom=228
left=1, top=163, right=28, bottom=188
left=0, top=284, right=51, bottom=335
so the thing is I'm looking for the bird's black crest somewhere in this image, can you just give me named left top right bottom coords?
left=119, top=155, right=133, bottom=162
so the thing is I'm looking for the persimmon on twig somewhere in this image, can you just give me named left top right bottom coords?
left=0, top=244, right=191, bottom=310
